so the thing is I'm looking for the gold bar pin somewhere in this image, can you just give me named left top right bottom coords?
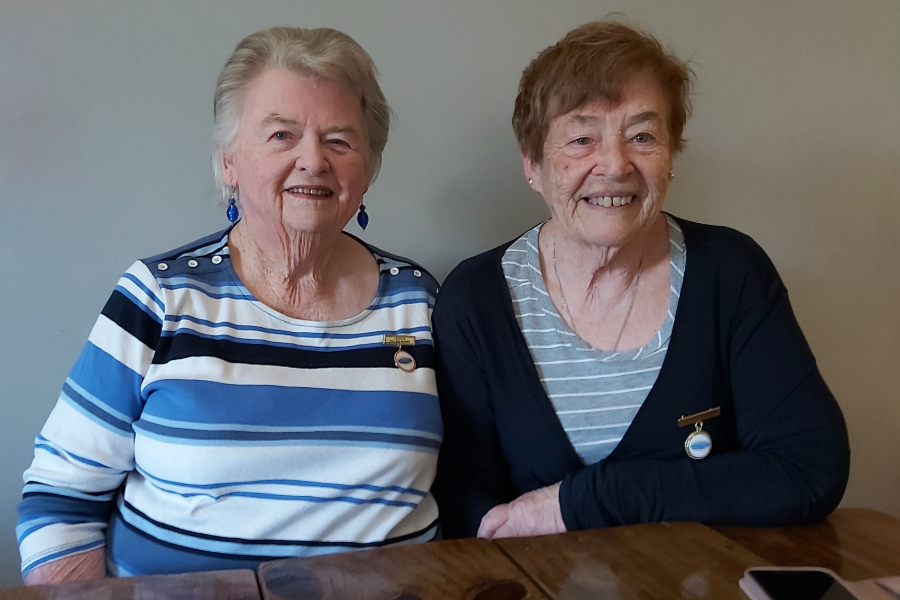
left=384, top=335, right=417, bottom=373
left=678, top=407, right=721, bottom=428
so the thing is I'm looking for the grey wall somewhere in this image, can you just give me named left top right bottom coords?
left=2, top=0, right=898, bottom=586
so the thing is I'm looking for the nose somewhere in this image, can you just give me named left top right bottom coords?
left=294, top=137, right=330, bottom=175
left=592, top=138, right=634, bottom=179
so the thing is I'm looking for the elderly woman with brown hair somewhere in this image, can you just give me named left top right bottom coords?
left=433, top=20, right=849, bottom=539
left=17, top=27, right=440, bottom=583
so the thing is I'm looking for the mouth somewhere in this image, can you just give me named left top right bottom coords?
left=285, top=186, right=334, bottom=198
left=581, top=195, right=636, bottom=208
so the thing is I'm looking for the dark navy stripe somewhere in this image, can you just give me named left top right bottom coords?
left=152, top=331, right=435, bottom=369
left=134, top=421, right=441, bottom=449
left=101, top=290, right=162, bottom=350
left=122, top=501, right=437, bottom=549
left=24, top=480, right=119, bottom=497
left=62, top=382, right=133, bottom=434
left=109, top=511, right=281, bottom=573
left=18, top=493, right=116, bottom=521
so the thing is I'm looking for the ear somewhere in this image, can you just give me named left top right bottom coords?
left=222, top=151, right=237, bottom=188
left=521, top=152, right=543, bottom=195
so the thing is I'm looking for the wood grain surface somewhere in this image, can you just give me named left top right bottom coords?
left=495, top=521, right=770, bottom=599
left=715, top=508, right=900, bottom=582
left=258, top=538, right=548, bottom=600
left=0, top=569, right=261, bottom=600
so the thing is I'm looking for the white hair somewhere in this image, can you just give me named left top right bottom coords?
left=212, top=27, right=391, bottom=203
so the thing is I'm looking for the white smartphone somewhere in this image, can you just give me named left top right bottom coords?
left=739, top=567, right=861, bottom=600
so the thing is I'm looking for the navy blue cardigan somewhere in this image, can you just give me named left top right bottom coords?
left=432, top=217, right=849, bottom=538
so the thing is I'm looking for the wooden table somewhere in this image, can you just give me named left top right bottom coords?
left=0, top=569, right=260, bottom=600
left=255, top=508, right=900, bottom=600
left=257, top=537, right=547, bottom=600
left=4, top=508, right=900, bottom=599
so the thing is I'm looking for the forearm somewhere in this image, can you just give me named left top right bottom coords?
left=561, top=441, right=847, bottom=530
left=24, top=548, right=106, bottom=586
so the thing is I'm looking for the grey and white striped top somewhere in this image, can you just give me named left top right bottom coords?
left=502, top=215, right=686, bottom=464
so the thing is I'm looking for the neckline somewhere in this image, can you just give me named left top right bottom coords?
left=525, top=216, right=683, bottom=359
left=220, top=229, right=388, bottom=329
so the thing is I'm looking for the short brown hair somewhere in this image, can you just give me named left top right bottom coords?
left=513, top=20, right=693, bottom=162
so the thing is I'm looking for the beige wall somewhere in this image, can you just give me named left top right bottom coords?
left=1, top=0, right=897, bottom=586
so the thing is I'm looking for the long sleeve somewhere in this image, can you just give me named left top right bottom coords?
left=17, top=262, right=163, bottom=577
left=432, top=265, right=519, bottom=538
left=434, top=220, right=849, bottom=538
left=560, top=229, right=850, bottom=529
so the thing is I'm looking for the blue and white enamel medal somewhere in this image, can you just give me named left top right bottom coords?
left=678, top=407, right=721, bottom=460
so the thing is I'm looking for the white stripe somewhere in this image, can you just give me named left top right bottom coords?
left=557, top=403, right=645, bottom=414
left=536, top=358, right=596, bottom=365
left=572, top=437, right=622, bottom=447
left=565, top=423, right=632, bottom=431
left=144, top=358, right=435, bottom=393
left=541, top=367, right=659, bottom=381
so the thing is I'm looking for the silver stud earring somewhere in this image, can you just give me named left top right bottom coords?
left=668, top=171, right=675, bottom=180
left=528, top=178, right=534, bottom=185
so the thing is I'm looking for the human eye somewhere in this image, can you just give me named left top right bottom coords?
left=271, top=131, right=291, bottom=141
left=632, top=132, right=655, bottom=143
left=572, top=137, right=592, bottom=146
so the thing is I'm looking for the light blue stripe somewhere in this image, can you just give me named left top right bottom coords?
left=161, top=314, right=431, bottom=340
left=59, top=390, right=135, bottom=439
left=139, top=414, right=442, bottom=442
left=157, top=284, right=249, bottom=301
left=66, top=377, right=136, bottom=426
left=22, top=538, right=106, bottom=577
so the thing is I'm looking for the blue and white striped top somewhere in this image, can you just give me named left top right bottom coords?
left=502, top=216, right=686, bottom=464
left=17, top=228, right=441, bottom=578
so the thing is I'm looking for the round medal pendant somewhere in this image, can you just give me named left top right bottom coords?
left=394, top=348, right=417, bottom=373
left=685, top=425, right=712, bottom=460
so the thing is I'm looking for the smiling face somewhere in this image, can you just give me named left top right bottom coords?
left=222, top=68, right=371, bottom=236
left=524, top=70, right=673, bottom=249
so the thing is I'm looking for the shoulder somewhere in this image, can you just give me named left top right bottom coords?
left=674, top=216, right=774, bottom=269
left=137, top=227, right=231, bottom=280
left=671, top=215, right=788, bottom=322
left=438, top=238, right=517, bottom=307
left=672, top=215, right=782, bottom=287
left=363, top=241, right=440, bottom=301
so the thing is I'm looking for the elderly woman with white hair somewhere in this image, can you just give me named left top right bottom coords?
left=17, top=27, right=440, bottom=583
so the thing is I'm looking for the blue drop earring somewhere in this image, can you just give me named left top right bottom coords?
left=227, top=187, right=239, bottom=224
left=357, top=203, right=369, bottom=230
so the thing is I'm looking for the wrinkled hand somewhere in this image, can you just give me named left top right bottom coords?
left=477, top=482, right=566, bottom=539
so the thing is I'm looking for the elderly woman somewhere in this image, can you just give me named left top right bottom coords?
left=17, top=27, right=440, bottom=583
left=433, top=20, right=849, bottom=539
